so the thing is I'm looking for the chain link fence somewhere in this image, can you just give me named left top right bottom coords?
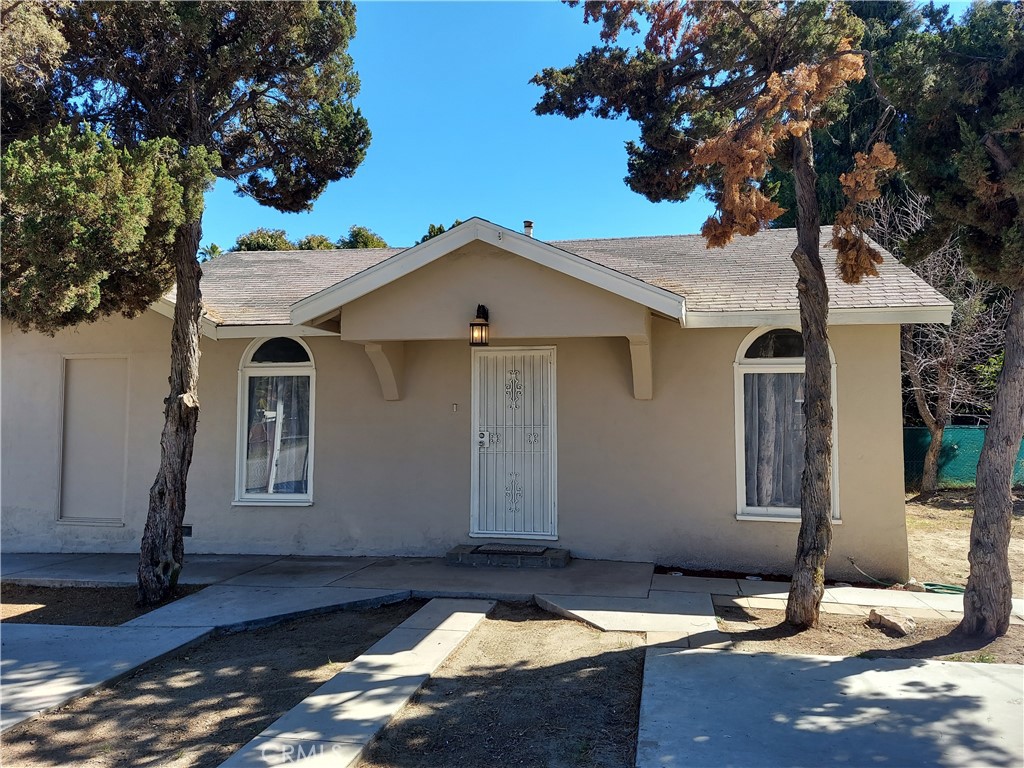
left=904, top=426, right=1024, bottom=490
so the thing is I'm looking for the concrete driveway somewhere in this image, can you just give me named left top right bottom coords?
left=638, top=648, right=1024, bottom=767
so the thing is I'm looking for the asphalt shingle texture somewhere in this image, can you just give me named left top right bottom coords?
left=189, top=227, right=949, bottom=326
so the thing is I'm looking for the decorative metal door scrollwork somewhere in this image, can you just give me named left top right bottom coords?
left=505, top=369, right=522, bottom=409
left=505, top=471, right=523, bottom=515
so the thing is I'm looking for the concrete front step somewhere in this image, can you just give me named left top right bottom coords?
left=445, top=543, right=571, bottom=568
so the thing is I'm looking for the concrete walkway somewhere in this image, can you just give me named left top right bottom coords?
left=220, top=598, right=493, bottom=767
left=0, top=552, right=282, bottom=587
left=655, top=572, right=1024, bottom=624
left=0, top=578, right=413, bottom=732
left=0, top=554, right=657, bottom=737
left=2, top=552, right=1023, bottom=766
left=638, top=648, right=1024, bottom=767
left=0, top=623, right=211, bottom=730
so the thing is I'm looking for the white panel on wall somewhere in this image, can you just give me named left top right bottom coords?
left=60, top=357, right=129, bottom=522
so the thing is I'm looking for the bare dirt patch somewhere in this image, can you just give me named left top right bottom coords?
left=0, top=583, right=205, bottom=626
left=359, top=602, right=645, bottom=768
left=717, top=605, right=1024, bottom=664
left=1, top=600, right=426, bottom=768
left=904, top=491, right=1024, bottom=597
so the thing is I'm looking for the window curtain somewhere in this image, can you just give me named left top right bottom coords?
left=245, top=375, right=310, bottom=494
left=744, top=372, right=804, bottom=507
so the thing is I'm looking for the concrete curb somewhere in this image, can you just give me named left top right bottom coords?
left=218, top=598, right=496, bottom=768
left=194, top=590, right=414, bottom=635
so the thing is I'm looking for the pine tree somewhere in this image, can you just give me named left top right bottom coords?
left=3, top=1, right=372, bottom=604
left=901, top=1, right=1023, bottom=637
left=232, top=228, right=295, bottom=252
left=338, top=224, right=388, bottom=248
left=534, top=0, right=897, bottom=626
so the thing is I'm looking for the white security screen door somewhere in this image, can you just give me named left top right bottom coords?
left=471, top=347, right=556, bottom=539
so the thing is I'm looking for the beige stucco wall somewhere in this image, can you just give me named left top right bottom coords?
left=340, top=242, right=650, bottom=341
left=1, top=312, right=171, bottom=552
left=1, top=267, right=909, bottom=580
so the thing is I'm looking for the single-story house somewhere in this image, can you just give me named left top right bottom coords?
left=0, top=218, right=952, bottom=580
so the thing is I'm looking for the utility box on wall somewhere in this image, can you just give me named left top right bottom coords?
left=904, top=426, right=1024, bottom=489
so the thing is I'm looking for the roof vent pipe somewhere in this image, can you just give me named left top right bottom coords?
left=523, top=220, right=534, bottom=238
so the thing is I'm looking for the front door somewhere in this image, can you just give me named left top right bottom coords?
left=471, top=347, right=556, bottom=539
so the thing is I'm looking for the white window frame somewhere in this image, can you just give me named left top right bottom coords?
left=733, top=327, right=840, bottom=522
left=234, top=337, right=316, bottom=506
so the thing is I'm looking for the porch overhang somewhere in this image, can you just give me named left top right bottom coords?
left=289, top=218, right=687, bottom=328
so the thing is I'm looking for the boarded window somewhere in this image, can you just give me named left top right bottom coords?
left=60, top=357, right=128, bottom=522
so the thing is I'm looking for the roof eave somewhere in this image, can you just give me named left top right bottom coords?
left=151, top=296, right=221, bottom=339
left=151, top=298, right=341, bottom=340
left=683, top=304, right=953, bottom=328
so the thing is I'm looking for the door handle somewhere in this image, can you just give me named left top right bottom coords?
left=477, top=431, right=490, bottom=448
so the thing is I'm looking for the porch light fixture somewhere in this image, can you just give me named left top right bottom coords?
left=469, top=305, right=490, bottom=346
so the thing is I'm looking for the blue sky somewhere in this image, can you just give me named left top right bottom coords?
left=201, top=1, right=717, bottom=250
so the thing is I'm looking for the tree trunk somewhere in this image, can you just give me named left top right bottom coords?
left=922, top=360, right=953, bottom=494
left=786, top=131, right=833, bottom=629
left=960, top=286, right=1024, bottom=637
left=900, top=325, right=949, bottom=494
left=756, top=373, right=778, bottom=506
left=137, top=219, right=203, bottom=605
left=921, top=422, right=944, bottom=494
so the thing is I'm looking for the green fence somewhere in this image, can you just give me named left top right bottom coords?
left=904, top=426, right=1024, bottom=489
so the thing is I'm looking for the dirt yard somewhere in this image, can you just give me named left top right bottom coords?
left=0, top=601, right=425, bottom=768
left=905, top=491, right=1024, bottom=597
left=2, top=495, right=1021, bottom=767
left=358, top=602, right=646, bottom=768
left=1, top=590, right=1020, bottom=768
left=716, top=605, right=1024, bottom=664
left=0, top=583, right=204, bottom=626
left=358, top=598, right=1023, bottom=768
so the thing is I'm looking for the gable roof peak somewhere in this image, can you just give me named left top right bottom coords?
left=288, top=217, right=687, bottom=325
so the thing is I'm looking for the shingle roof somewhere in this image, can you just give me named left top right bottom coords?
left=186, top=226, right=949, bottom=326
left=172, top=247, right=402, bottom=325
left=552, top=227, right=950, bottom=315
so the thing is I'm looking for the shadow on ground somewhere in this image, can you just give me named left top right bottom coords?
left=0, top=584, right=204, bottom=626
left=357, top=606, right=1020, bottom=768
left=638, top=639, right=1022, bottom=768
left=0, top=601, right=425, bottom=768
left=358, top=602, right=645, bottom=768
left=3, top=602, right=1020, bottom=768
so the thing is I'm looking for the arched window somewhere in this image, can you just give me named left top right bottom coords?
left=734, top=328, right=838, bottom=521
left=236, top=337, right=315, bottom=504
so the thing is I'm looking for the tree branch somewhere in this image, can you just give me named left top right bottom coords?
left=215, top=155, right=277, bottom=180
left=981, top=132, right=1015, bottom=177
left=846, top=49, right=896, bottom=112
left=902, top=325, right=939, bottom=432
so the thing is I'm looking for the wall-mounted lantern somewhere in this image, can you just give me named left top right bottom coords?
left=469, top=304, right=490, bottom=346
